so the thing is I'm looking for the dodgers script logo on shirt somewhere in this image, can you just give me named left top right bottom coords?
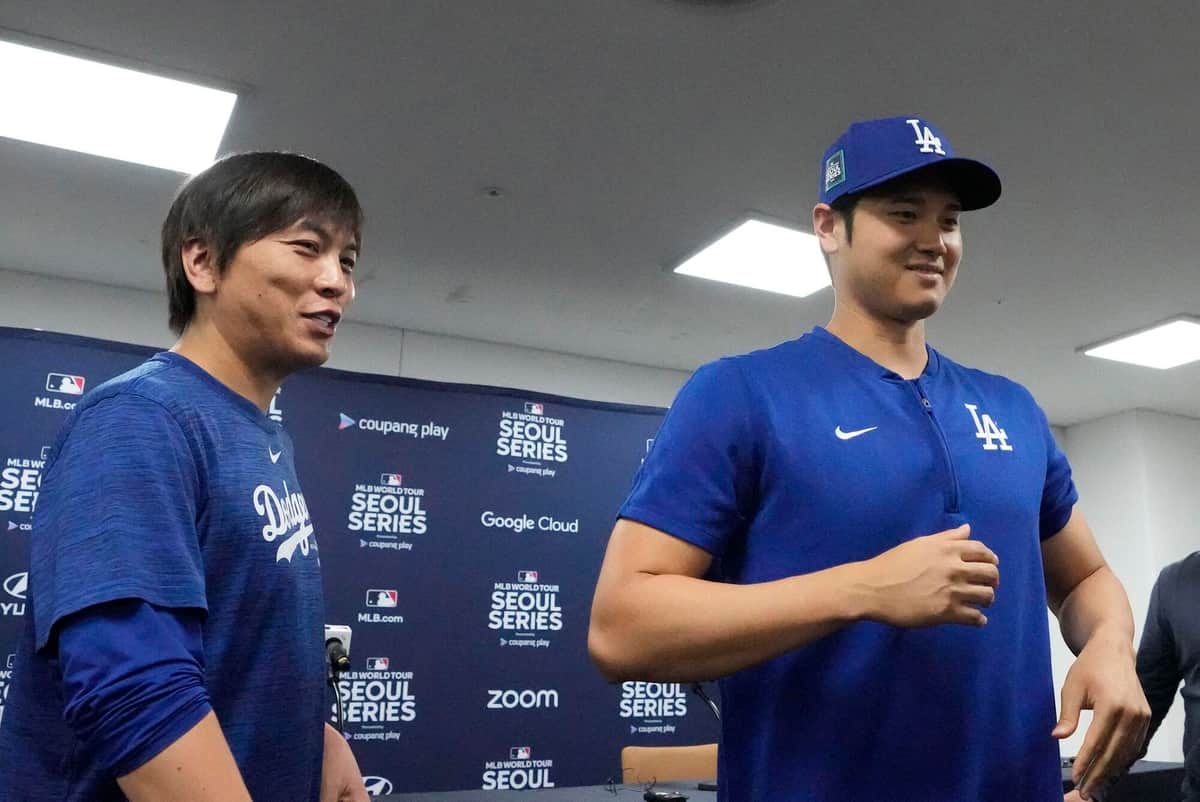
left=252, top=481, right=316, bottom=562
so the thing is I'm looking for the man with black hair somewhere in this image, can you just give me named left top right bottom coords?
left=0, top=152, right=369, bottom=802
left=590, top=117, right=1150, bottom=801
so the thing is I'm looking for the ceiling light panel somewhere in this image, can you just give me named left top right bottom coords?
left=673, top=219, right=830, bottom=298
left=0, top=38, right=236, bottom=173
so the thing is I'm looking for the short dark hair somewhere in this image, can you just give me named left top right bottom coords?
left=830, top=191, right=862, bottom=243
left=819, top=191, right=863, bottom=270
left=161, top=152, right=364, bottom=334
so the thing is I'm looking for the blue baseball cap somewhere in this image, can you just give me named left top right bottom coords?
left=819, top=116, right=1001, bottom=210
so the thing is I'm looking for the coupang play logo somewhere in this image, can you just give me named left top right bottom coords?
left=337, top=412, right=449, bottom=440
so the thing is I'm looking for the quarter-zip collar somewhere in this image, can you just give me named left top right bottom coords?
left=807, top=325, right=941, bottom=382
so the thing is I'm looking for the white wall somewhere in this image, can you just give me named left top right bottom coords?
left=0, top=268, right=689, bottom=408
left=1054, top=409, right=1200, bottom=762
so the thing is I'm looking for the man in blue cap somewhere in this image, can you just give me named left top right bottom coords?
left=590, top=116, right=1150, bottom=801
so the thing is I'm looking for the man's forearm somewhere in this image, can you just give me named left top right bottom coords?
left=589, top=564, right=864, bottom=682
left=118, top=711, right=252, bottom=802
left=1056, top=565, right=1135, bottom=656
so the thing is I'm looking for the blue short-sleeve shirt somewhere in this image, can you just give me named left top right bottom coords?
left=621, top=328, right=1078, bottom=802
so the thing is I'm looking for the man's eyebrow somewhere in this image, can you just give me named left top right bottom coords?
left=885, top=193, right=962, bottom=212
left=293, top=218, right=333, bottom=245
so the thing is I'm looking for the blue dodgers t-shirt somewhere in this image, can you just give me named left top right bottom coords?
left=620, top=328, right=1078, bottom=802
left=0, top=353, right=326, bottom=801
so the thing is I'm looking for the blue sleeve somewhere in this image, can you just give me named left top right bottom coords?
left=31, top=394, right=207, bottom=651
left=57, top=599, right=212, bottom=777
left=1036, top=403, right=1078, bottom=540
left=618, top=359, right=760, bottom=556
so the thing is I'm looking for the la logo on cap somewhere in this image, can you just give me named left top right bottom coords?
left=824, top=149, right=846, bottom=192
left=905, top=119, right=945, bottom=155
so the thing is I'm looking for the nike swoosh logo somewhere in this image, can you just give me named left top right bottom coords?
left=835, top=425, right=878, bottom=440
left=268, top=448, right=281, bottom=463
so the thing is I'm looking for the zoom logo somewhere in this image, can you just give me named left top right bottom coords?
left=486, top=688, right=559, bottom=710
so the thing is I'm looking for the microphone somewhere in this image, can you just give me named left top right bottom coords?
left=324, top=624, right=353, bottom=676
left=327, top=639, right=350, bottom=673
left=324, top=625, right=353, bottom=736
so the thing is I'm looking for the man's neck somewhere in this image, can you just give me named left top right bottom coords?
left=825, top=304, right=928, bottom=380
left=171, top=323, right=282, bottom=411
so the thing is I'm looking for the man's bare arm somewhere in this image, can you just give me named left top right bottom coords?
left=1042, top=507, right=1149, bottom=799
left=588, top=518, right=999, bottom=682
left=117, top=711, right=252, bottom=802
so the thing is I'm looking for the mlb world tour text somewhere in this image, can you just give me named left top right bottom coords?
left=0, top=459, right=41, bottom=514
left=496, top=410, right=568, bottom=463
left=488, top=581, right=563, bottom=631
left=348, top=483, right=427, bottom=534
left=333, top=670, right=417, bottom=725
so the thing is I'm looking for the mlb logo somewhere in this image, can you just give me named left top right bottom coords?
left=645, top=438, right=655, bottom=453
left=40, top=446, right=51, bottom=460
left=5, top=653, right=13, bottom=669
left=517, top=570, right=538, bottom=583
left=46, top=373, right=85, bottom=395
left=380, top=473, right=403, bottom=487
left=366, top=657, right=390, bottom=670
left=510, top=746, right=531, bottom=760
left=366, top=589, right=398, bottom=608
left=525, top=402, right=544, bottom=415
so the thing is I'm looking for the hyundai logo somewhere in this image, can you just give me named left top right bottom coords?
left=363, top=776, right=394, bottom=796
left=3, top=572, right=27, bottom=600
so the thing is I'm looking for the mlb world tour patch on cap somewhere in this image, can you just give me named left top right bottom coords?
left=824, top=149, right=845, bottom=193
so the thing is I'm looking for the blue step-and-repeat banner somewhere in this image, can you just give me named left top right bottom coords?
left=0, top=326, right=719, bottom=794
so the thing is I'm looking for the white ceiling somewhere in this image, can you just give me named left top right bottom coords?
left=1, top=0, right=1197, bottom=425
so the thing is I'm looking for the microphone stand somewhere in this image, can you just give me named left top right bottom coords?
left=690, top=683, right=720, bottom=793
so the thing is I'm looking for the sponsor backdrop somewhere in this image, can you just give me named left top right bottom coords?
left=0, top=327, right=719, bottom=794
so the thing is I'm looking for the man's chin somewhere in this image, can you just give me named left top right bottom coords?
left=285, top=345, right=332, bottom=373
left=896, top=296, right=942, bottom=322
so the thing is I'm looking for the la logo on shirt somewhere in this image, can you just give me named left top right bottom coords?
left=964, top=404, right=1013, bottom=451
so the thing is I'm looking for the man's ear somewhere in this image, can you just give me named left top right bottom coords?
left=812, top=203, right=842, bottom=259
left=180, top=238, right=219, bottom=298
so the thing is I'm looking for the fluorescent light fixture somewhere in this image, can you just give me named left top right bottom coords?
left=673, top=218, right=830, bottom=298
left=0, top=38, right=236, bottom=173
left=1081, top=317, right=1200, bottom=370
